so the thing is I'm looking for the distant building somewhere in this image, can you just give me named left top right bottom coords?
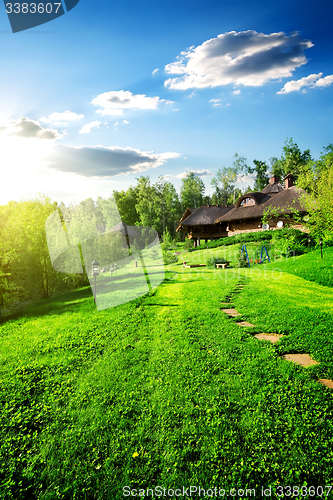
left=177, top=175, right=308, bottom=243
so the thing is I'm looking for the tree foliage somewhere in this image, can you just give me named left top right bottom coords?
left=180, top=172, right=205, bottom=210
left=250, top=160, right=270, bottom=191
left=271, top=137, right=311, bottom=182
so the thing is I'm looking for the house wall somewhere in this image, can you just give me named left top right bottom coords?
left=227, top=221, right=308, bottom=237
left=228, top=219, right=261, bottom=233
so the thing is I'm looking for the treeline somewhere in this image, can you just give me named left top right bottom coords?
left=0, top=138, right=332, bottom=314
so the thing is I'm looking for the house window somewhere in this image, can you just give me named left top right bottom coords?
left=240, top=197, right=255, bottom=206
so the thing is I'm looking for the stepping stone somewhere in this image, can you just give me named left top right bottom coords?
left=221, top=308, right=241, bottom=317
left=237, top=321, right=255, bottom=327
left=254, top=333, right=283, bottom=343
left=318, top=379, right=333, bottom=389
left=282, top=353, right=319, bottom=367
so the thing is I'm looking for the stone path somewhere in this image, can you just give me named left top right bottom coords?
left=319, top=379, right=333, bottom=389
left=282, top=353, right=319, bottom=366
left=221, top=308, right=241, bottom=317
left=221, top=281, right=333, bottom=389
left=254, top=333, right=283, bottom=343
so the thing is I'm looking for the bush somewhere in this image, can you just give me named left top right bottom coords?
left=236, top=247, right=250, bottom=268
left=162, top=250, right=178, bottom=265
left=206, top=255, right=229, bottom=269
left=196, top=231, right=273, bottom=251
left=184, top=238, right=195, bottom=252
left=271, top=228, right=309, bottom=257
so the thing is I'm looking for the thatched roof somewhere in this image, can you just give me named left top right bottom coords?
left=261, top=182, right=284, bottom=194
left=179, top=205, right=234, bottom=227
left=235, top=192, right=270, bottom=208
left=179, top=207, right=195, bottom=224
left=216, top=186, right=308, bottom=222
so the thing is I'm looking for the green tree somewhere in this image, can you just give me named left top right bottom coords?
left=0, top=196, right=65, bottom=303
left=180, top=172, right=205, bottom=210
left=113, top=187, right=139, bottom=226
left=298, top=144, right=333, bottom=195
left=211, top=153, right=251, bottom=205
left=301, top=146, right=333, bottom=241
left=135, top=177, right=159, bottom=230
left=251, top=160, right=270, bottom=191
left=271, top=138, right=311, bottom=182
left=154, top=177, right=181, bottom=236
left=211, top=167, right=237, bottom=205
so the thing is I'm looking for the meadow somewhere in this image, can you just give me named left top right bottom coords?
left=0, top=244, right=333, bottom=499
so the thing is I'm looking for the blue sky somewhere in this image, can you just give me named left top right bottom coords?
left=0, top=0, right=332, bottom=205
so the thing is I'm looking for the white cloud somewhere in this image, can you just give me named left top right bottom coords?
left=152, top=68, right=159, bottom=75
left=79, top=121, right=102, bottom=134
left=91, top=90, right=173, bottom=116
left=176, top=169, right=213, bottom=179
left=232, top=89, right=241, bottom=94
left=315, top=74, right=333, bottom=87
left=236, top=172, right=256, bottom=188
left=0, top=117, right=61, bottom=140
left=39, top=110, right=84, bottom=124
left=46, top=145, right=180, bottom=178
left=209, top=98, right=222, bottom=106
left=277, top=73, right=322, bottom=93
left=277, top=72, right=333, bottom=93
left=160, top=174, right=174, bottom=180
left=114, top=119, right=130, bottom=130
left=164, top=30, right=313, bottom=89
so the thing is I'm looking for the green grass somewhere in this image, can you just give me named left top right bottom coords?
left=267, top=246, right=333, bottom=288
left=1, top=256, right=333, bottom=499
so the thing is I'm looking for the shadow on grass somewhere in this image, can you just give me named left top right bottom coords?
left=0, top=286, right=94, bottom=324
left=0, top=270, right=177, bottom=324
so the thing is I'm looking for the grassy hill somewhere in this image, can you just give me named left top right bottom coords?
left=1, top=246, right=333, bottom=499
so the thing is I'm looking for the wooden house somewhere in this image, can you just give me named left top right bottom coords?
left=177, top=175, right=308, bottom=241
left=176, top=205, right=234, bottom=245
left=216, top=174, right=308, bottom=235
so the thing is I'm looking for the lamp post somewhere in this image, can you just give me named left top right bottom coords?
left=91, top=259, right=100, bottom=301
left=308, top=237, right=311, bottom=249
left=110, top=264, right=114, bottom=280
left=319, top=238, right=323, bottom=259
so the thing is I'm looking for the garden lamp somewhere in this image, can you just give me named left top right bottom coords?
left=91, top=260, right=100, bottom=301
left=319, top=238, right=323, bottom=259
left=110, top=264, right=114, bottom=279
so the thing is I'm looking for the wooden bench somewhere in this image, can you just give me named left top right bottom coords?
left=216, top=262, right=230, bottom=269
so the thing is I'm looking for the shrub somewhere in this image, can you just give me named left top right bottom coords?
left=183, top=238, right=195, bottom=252
left=236, top=248, right=249, bottom=268
left=162, top=250, right=178, bottom=265
left=271, top=228, right=309, bottom=257
left=196, top=231, right=273, bottom=251
left=206, top=255, right=229, bottom=269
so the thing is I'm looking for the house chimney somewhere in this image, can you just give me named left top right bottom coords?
left=269, top=175, right=279, bottom=184
left=285, top=174, right=293, bottom=189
